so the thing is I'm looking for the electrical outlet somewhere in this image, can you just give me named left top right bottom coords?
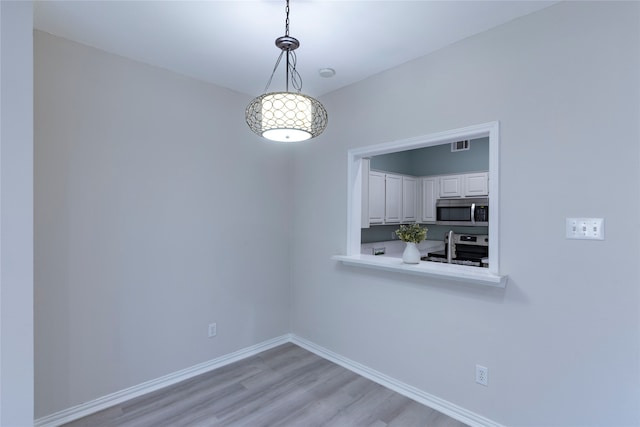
left=208, top=323, right=217, bottom=338
left=476, top=365, right=488, bottom=386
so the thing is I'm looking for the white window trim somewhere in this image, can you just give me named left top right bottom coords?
left=333, top=121, right=508, bottom=288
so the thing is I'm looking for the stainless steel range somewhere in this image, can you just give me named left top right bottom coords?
left=422, top=232, right=489, bottom=268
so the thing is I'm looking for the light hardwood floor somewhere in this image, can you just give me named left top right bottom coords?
left=62, top=343, right=468, bottom=427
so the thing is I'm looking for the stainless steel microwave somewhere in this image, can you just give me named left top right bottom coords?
left=436, top=197, right=489, bottom=226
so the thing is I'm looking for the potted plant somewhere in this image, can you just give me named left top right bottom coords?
left=395, top=223, right=428, bottom=264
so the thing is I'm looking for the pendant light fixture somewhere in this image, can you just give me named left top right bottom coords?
left=245, top=0, right=328, bottom=142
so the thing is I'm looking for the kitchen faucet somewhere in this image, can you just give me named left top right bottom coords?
left=446, top=230, right=454, bottom=263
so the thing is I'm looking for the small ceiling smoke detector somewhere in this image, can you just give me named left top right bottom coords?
left=319, top=68, right=336, bottom=78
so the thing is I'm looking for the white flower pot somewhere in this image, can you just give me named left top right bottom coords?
left=402, top=242, right=421, bottom=264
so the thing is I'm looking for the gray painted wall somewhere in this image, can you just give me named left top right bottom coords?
left=0, top=2, right=34, bottom=425
left=30, top=2, right=640, bottom=426
left=34, top=32, right=293, bottom=417
left=291, top=2, right=639, bottom=426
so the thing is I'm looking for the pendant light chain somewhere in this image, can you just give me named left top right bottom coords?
left=285, top=0, right=290, bottom=37
left=284, top=0, right=291, bottom=92
left=282, top=0, right=302, bottom=92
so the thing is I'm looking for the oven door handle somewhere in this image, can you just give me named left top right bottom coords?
left=471, top=202, right=476, bottom=225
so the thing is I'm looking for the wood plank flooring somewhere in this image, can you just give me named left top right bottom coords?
left=62, top=343, right=468, bottom=427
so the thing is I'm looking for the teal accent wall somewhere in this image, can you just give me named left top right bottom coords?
left=369, top=137, right=489, bottom=176
left=369, top=150, right=414, bottom=174
left=410, top=137, right=489, bottom=175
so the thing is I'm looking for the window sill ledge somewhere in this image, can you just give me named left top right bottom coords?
left=332, top=254, right=508, bottom=288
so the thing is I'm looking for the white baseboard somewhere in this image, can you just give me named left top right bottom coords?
left=34, top=334, right=291, bottom=427
left=36, top=333, right=502, bottom=427
left=290, top=335, right=503, bottom=427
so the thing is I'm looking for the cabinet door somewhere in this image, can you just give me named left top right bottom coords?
left=440, top=175, right=462, bottom=198
left=368, top=171, right=385, bottom=224
left=420, top=177, right=438, bottom=222
left=402, top=176, right=417, bottom=222
left=384, top=174, right=402, bottom=223
left=361, top=159, right=370, bottom=228
left=464, top=172, right=489, bottom=197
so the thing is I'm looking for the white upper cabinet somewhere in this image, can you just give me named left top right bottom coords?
left=368, top=171, right=385, bottom=224
left=438, top=172, right=489, bottom=198
left=361, top=159, right=371, bottom=228
left=420, top=177, right=438, bottom=223
left=439, top=175, right=463, bottom=198
left=367, top=171, right=417, bottom=225
left=464, top=172, right=489, bottom=197
left=384, top=174, right=402, bottom=223
left=401, top=176, right=417, bottom=222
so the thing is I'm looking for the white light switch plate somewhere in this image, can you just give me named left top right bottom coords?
left=566, top=218, right=604, bottom=240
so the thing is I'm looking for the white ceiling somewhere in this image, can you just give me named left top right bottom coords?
left=34, top=1, right=557, bottom=97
